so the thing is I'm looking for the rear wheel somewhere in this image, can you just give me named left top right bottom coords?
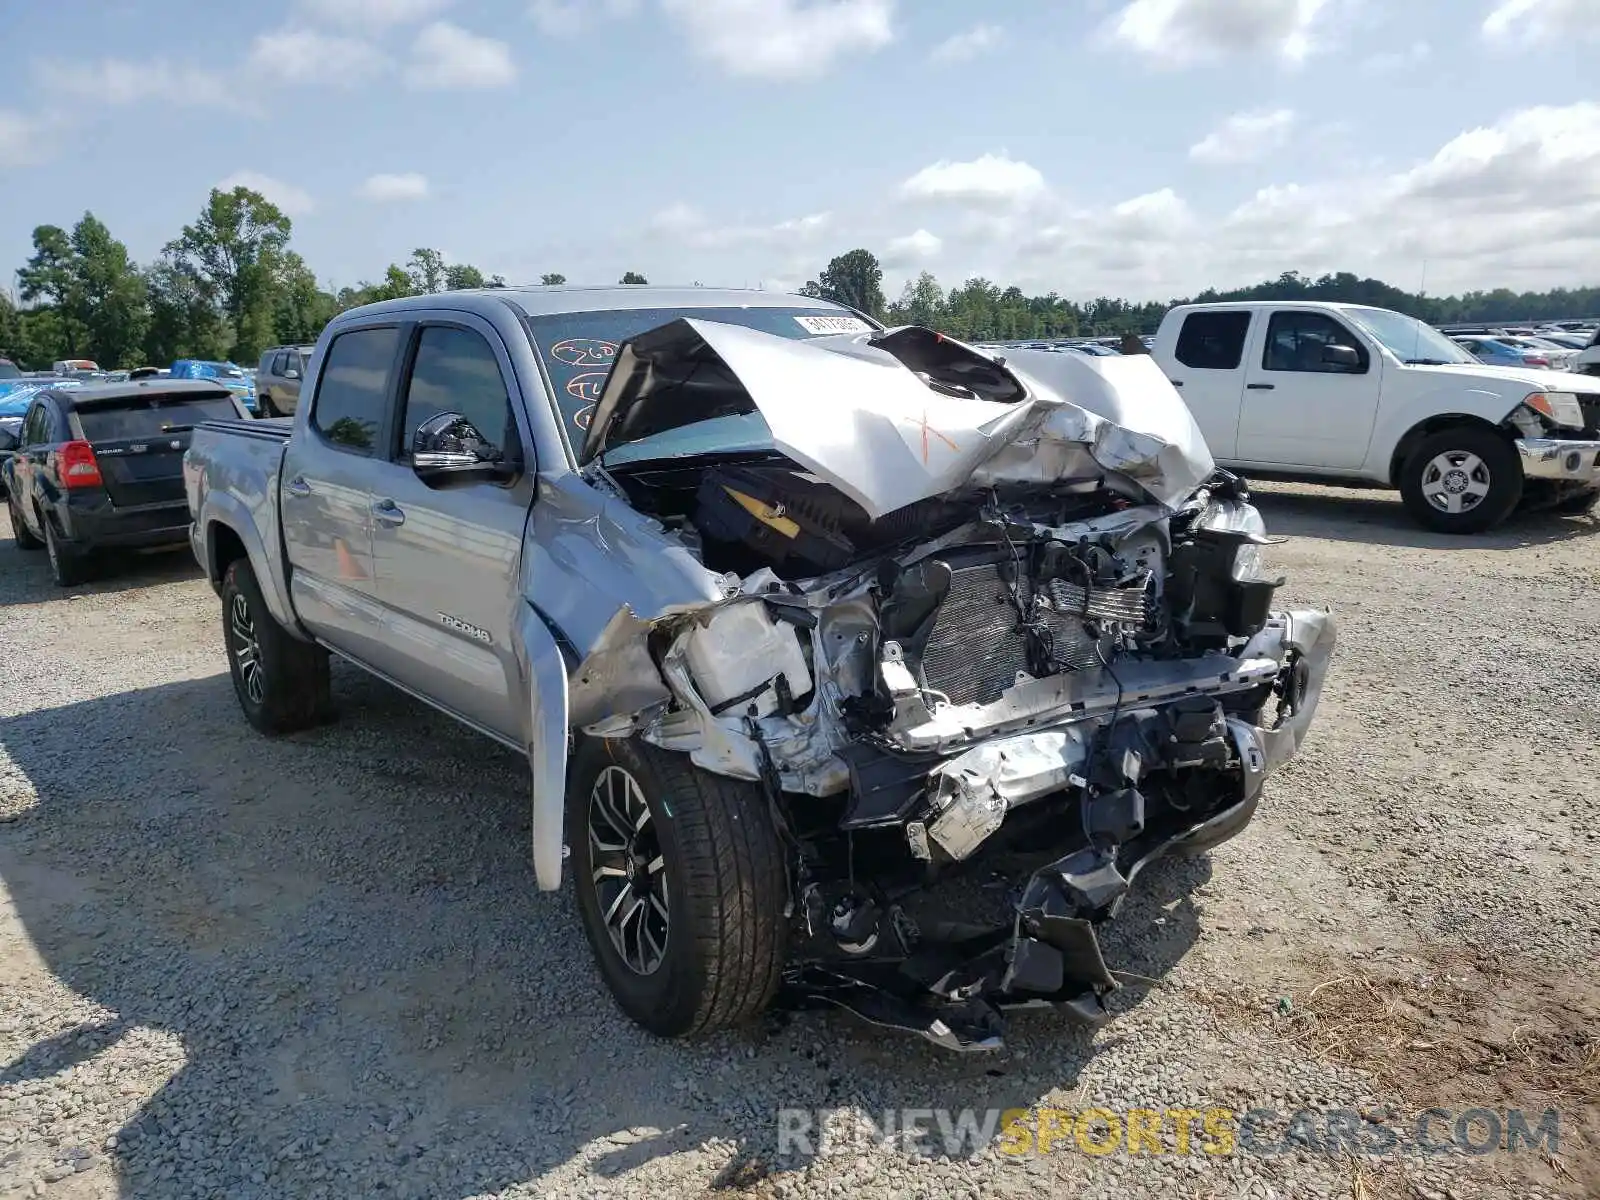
left=568, top=737, right=788, bottom=1038
left=221, top=557, right=332, bottom=734
left=1399, top=427, right=1522, bottom=534
left=43, top=519, right=92, bottom=586
left=7, top=490, right=41, bottom=550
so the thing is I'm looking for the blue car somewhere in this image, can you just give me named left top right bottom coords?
left=170, top=359, right=258, bottom=413
left=0, top=380, right=83, bottom=497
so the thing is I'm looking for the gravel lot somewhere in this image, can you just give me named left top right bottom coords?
left=2, top=483, right=1597, bottom=1200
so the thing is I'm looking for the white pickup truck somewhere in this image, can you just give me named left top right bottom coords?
left=1149, top=301, right=1600, bottom=532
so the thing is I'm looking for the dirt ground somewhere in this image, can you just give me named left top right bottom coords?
left=1, top=480, right=1597, bottom=1200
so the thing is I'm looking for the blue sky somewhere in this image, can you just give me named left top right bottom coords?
left=0, top=0, right=1593, bottom=302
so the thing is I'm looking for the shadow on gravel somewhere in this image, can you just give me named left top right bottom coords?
left=1251, top=484, right=1598, bottom=550
left=0, top=533, right=202, bottom=607
left=0, top=667, right=1205, bottom=1198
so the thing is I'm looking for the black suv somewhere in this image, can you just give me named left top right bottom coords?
left=1, top=379, right=248, bottom=585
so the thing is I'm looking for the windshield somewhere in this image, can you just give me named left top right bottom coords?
left=522, top=305, right=875, bottom=443
left=1345, top=307, right=1477, bottom=365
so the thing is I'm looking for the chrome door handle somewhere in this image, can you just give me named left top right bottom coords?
left=285, top=475, right=312, bottom=497
left=372, top=498, right=405, bottom=526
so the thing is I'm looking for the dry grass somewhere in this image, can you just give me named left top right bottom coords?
left=1204, top=941, right=1600, bottom=1197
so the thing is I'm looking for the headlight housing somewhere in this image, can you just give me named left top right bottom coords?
left=1523, top=391, right=1585, bottom=430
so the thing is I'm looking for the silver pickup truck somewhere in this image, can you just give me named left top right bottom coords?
left=184, top=286, right=1336, bottom=1051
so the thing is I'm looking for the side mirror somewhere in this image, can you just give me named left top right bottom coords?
left=411, top=412, right=511, bottom=483
left=0, top=429, right=17, bottom=452
left=284, top=369, right=300, bottom=380
left=1322, top=344, right=1361, bottom=369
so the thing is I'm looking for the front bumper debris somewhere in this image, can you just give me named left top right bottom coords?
left=1516, top=438, right=1600, bottom=484
left=785, top=608, right=1337, bottom=1051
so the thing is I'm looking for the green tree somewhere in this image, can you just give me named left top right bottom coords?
left=273, top=252, right=337, bottom=346
left=18, top=215, right=150, bottom=366
left=887, top=270, right=946, bottom=328
left=407, top=247, right=447, bottom=293
left=619, top=271, right=648, bottom=285
left=804, top=249, right=886, bottom=319
left=144, top=257, right=228, bottom=365
left=539, top=272, right=567, bottom=285
left=166, top=187, right=293, bottom=361
left=445, top=263, right=486, bottom=290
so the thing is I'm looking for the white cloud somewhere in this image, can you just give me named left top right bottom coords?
left=298, top=0, right=453, bottom=28
left=1108, top=0, right=1333, bottom=65
left=647, top=203, right=832, bottom=248
left=0, top=109, right=48, bottom=167
left=45, top=59, right=246, bottom=111
left=1482, top=0, right=1600, bottom=46
left=658, top=0, right=893, bottom=79
left=1363, top=39, right=1431, bottom=70
left=217, top=171, right=316, bottom=217
left=246, top=28, right=390, bottom=86
left=406, top=21, right=516, bottom=89
left=884, top=228, right=943, bottom=266
left=899, top=153, right=1047, bottom=207
left=1189, top=108, right=1296, bottom=164
left=529, top=0, right=640, bottom=36
left=929, top=23, right=1003, bottom=63
left=359, top=172, right=431, bottom=201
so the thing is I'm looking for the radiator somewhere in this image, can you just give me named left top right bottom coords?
left=918, top=562, right=1124, bottom=706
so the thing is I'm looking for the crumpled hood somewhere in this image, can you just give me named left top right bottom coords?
left=584, top=319, right=1216, bottom=517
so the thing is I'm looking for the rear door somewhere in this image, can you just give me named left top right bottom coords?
left=363, top=317, right=533, bottom=740
left=1165, top=310, right=1252, bottom=459
left=1236, top=309, right=1382, bottom=470
left=71, top=389, right=242, bottom=509
left=280, top=323, right=403, bottom=664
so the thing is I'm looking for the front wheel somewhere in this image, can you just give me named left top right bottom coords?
left=258, top=393, right=278, bottom=419
left=1399, top=427, right=1522, bottom=534
left=221, top=558, right=333, bottom=734
left=568, top=737, right=789, bottom=1039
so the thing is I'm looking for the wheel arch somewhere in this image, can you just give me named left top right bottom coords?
left=199, top=500, right=302, bottom=634
left=1388, top=413, right=1511, bottom=486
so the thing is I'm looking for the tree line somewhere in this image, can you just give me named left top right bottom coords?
left=800, top=250, right=1600, bottom=342
left=3, top=191, right=1596, bottom=370
left=0, top=188, right=645, bottom=370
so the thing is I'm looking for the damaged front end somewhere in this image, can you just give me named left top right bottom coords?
left=552, top=321, right=1336, bottom=1050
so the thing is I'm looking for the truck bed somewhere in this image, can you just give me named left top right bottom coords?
left=185, top=416, right=296, bottom=614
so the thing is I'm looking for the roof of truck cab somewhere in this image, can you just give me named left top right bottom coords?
left=338, top=285, right=856, bottom=321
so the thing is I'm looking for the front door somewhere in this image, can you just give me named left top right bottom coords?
left=1236, top=309, right=1383, bottom=469
left=365, top=318, right=532, bottom=741
left=279, top=323, right=402, bottom=664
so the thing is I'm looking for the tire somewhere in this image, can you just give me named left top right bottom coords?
left=43, top=518, right=93, bottom=586
left=1555, top=487, right=1599, bottom=515
left=568, top=737, right=789, bottom=1039
left=220, top=557, right=333, bottom=734
left=258, top=393, right=278, bottom=419
left=8, top=490, right=41, bottom=550
left=1398, top=427, right=1522, bottom=534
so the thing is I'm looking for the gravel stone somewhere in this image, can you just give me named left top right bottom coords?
left=1, top=485, right=1596, bottom=1199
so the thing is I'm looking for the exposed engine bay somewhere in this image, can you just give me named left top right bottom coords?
left=554, top=322, right=1337, bottom=1050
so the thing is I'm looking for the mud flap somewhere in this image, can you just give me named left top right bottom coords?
left=517, top=605, right=571, bottom=891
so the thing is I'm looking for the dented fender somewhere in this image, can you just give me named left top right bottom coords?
left=515, top=602, right=572, bottom=891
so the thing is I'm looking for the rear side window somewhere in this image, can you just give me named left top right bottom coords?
left=399, top=326, right=518, bottom=461
left=1175, top=311, right=1252, bottom=370
left=75, top=393, right=241, bottom=440
left=312, top=327, right=399, bottom=454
